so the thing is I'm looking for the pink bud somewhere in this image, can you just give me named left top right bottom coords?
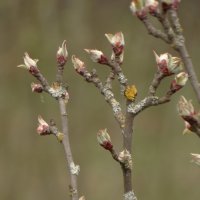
left=72, top=55, right=86, bottom=75
left=130, top=0, right=147, bottom=20
left=57, top=40, right=68, bottom=66
left=145, top=0, right=159, bottom=14
left=84, top=49, right=108, bottom=64
left=105, top=32, right=125, bottom=57
left=177, top=96, right=196, bottom=118
left=18, top=53, right=39, bottom=76
left=170, top=72, right=188, bottom=92
left=37, top=115, right=50, bottom=135
left=97, top=129, right=113, bottom=150
left=154, top=51, right=183, bottom=76
left=31, top=83, right=43, bottom=93
left=161, top=0, right=181, bottom=11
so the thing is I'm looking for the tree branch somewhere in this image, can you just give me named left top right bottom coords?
left=56, top=61, right=79, bottom=200
left=58, top=98, right=79, bottom=200
left=176, top=44, right=200, bottom=103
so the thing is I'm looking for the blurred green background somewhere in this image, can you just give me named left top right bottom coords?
left=1, top=0, right=200, bottom=199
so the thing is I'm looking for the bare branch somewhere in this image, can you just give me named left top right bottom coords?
left=142, top=17, right=170, bottom=43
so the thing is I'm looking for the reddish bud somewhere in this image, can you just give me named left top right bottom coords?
left=17, top=52, right=39, bottom=76
left=37, top=115, right=50, bottom=136
left=57, top=40, right=68, bottom=66
left=161, top=0, right=181, bottom=11
left=72, top=55, right=86, bottom=75
left=84, top=49, right=109, bottom=65
left=31, top=83, right=43, bottom=93
left=154, top=51, right=183, bottom=76
left=105, top=32, right=125, bottom=57
left=130, top=1, right=147, bottom=20
left=145, top=0, right=159, bottom=14
left=97, top=129, right=113, bottom=150
left=177, top=96, right=196, bottom=118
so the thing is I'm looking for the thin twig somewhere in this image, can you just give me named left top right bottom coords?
left=149, top=71, right=165, bottom=95
left=58, top=98, right=79, bottom=200
left=75, top=67, right=125, bottom=128
left=142, top=17, right=170, bottom=43
left=168, top=10, right=200, bottom=103
left=56, top=63, right=79, bottom=200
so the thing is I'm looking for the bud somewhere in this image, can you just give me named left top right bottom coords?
left=154, top=51, right=183, bottom=76
left=177, top=96, right=196, bottom=119
left=97, top=129, right=113, bottom=150
left=182, top=121, right=193, bottom=135
left=72, top=55, right=86, bottom=75
left=62, top=90, right=69, bottom=103
left=161, top=0, right=181, bottom=11
left=57, top=40, right=68, bottom=66
left=170, top=72, right=188, bottom=92
left=56, top=132, right=64, bottom=143
left=191, top=153, right=200, bottom=166
left=145, top=0, right=159, bottom=14
left=31, top=83, right=43, bottom=93
left=105, top=32, right=125, bottom=57
left=79, top=196, right=86, bottom=200
left=130, top=0, right=147, bottom=20
left=37, top=115, right=50, bottom=135
left=118, top=149, right=132, bottom=170
left=18, top=52, right=39, bottom=76
left=124, top=85, right=137, bottom=101
left=84, top=49, right=108, bottom=64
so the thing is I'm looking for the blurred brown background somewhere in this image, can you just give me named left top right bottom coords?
left=1, top=0, right=200, bottom=199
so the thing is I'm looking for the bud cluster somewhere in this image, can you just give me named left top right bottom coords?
left=130, top=0, right=159, bottom=19
left=154, top=51, right=183, bottom=76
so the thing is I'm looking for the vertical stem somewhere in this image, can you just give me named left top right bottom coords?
left=55, top=61, right=79, bottom=199
left=177, top=44, right=200, bottom=103
left=168, top=9, right=200, bottom=103
left=59, top=98, right=79, bottom=200
left=123, top=101, right=134, bottom=193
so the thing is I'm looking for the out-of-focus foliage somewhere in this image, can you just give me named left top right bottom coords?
left=1, top=0, right=200, bottom=200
